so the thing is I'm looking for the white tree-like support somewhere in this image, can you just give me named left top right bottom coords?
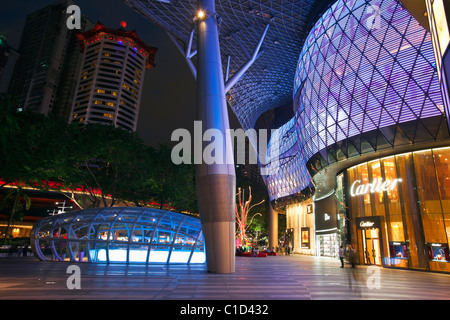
left=235, top=187, right=265, bottom=247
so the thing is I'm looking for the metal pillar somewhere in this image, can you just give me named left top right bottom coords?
left=196, top=0, right=236, bottom=273
left=268, top=202, right=278, bottom=251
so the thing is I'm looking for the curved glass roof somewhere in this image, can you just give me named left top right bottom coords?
left=123, top=0, right=333, bottom=130
left=263, top=0, right=446, bottom=200
left=30, top=207, right=205, bottom=264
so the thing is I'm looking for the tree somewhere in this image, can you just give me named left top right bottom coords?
left=235, top=186, right=265, bottom=247
left=0, top=98, right=198, bottom=214
left=0, top=94, right=19, bottom=172
left=145, top=143, right=198, bottom=212
left=1, top=184, right=31, bottom=244
left=62, top=123, right=149, bottom=207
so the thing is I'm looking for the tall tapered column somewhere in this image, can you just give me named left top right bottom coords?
left=196, top=0, right=236, bottom=273
left=268, top=202, right=278, bottom=251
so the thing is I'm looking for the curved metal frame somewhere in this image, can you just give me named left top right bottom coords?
left=263, top=0, right=446, bottom=201
left=30, top=207, right=205, bottom=264
left=123, top=0, right=334, bottom=131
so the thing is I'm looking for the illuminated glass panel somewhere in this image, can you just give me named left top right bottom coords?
left=264, top=0, right=445, bottom=200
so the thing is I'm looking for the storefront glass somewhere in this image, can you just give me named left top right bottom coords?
left=433, top=147, right=450, bottom=247
left=395, top=152, right=422, bottom=268
left=346, top=147, right=450, bottom=272
left=382, top=156, right=404, bottom=242
left=316, top=234, right=340, bottom=258
left=414, top=150, right=447, bottom=243
left=285, top=200, right=315, bottom=255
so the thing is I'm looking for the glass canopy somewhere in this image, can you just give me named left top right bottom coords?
left=30, top=207, right=206, bottom=264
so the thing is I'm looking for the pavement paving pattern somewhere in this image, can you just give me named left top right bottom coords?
left=1, top=254, right=449, bottom=301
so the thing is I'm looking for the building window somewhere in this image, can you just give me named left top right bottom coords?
left=347, top=147, right=450, bottom=271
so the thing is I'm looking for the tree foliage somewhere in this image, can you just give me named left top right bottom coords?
left=1, top=184, right=31, bottom=243
left=0, top=93, right=198, bottom=214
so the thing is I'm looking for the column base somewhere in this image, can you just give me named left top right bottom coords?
left=196, top=173, right=235, bottom=273
left=202, top=221, right=235, bottom=273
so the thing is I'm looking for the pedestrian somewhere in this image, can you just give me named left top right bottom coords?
left=349, top=244, right=357, bottom=268
left=23, top=243, right=28, bottom=257
left=339, top=245, right=345, bottom=268
left=365, top=247, right=371, bottom=265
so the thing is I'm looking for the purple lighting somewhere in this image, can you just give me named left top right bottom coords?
left=264, top=0, right=445, bottom=201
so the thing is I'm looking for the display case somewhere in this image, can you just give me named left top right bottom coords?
left=427, top=243, right=450, bottom=262
left=318, top=234, right=339, bottom=258
left=389, top=242, right=408, bottom=259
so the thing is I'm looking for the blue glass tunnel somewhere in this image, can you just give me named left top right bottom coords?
left=30, top=207, right=206, bottom=264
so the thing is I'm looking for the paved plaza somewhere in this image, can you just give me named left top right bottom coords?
left=0, top=254, right=449, bottom=301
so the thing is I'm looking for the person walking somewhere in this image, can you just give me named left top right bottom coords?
left=349, top=244, right=357, bottom=268
left=23, top=243, right=28, bottom=257
left=365, top=248, right=371, bottom=265
left=339, top=245, right=345, bottom=268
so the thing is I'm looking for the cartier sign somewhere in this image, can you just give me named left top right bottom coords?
left=359, top=221, right=375, bottom=228
left=350, top=178, right=402, bottom=197
left=356, top=217, right=381, bottom=230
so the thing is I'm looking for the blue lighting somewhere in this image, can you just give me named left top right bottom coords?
left=30, top=207, right=206, bottom=264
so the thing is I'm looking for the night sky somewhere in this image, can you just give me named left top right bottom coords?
left=0, top=0, right=243, bottom=147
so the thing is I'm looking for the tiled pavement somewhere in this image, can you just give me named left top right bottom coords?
left=0, top=254, right=449, bottom=301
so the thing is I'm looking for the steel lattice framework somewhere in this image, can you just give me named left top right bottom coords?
left=30, top=207, right=205, bottom=264
left=263, top=0, right=447, bottom=201
left=123, top=0, right=332, bottom=130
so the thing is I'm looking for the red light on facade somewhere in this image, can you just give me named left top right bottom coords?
left=120, top=21, right=127, bottom=29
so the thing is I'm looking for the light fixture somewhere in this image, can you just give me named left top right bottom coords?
left=194, top=9, right=209, bottom=21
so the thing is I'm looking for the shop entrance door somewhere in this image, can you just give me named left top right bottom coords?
left=363, top=229, right=381, bottom=265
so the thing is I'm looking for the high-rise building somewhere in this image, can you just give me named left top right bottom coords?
left=0, top=33, right=19, bottom=93
left=69, top=21, right=157, bottom=131
left=7, top=0, right=94, bottom=117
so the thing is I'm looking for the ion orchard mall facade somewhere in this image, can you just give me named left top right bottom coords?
left=263, top=0, right=450, bottom=273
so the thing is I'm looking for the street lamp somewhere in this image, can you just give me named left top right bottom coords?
left=194, top=9, right=209, bottom=22
left=48, top=201, right=73, bottom=215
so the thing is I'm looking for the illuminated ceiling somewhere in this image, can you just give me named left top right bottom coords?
left=123, top=0, right=334, bottom=130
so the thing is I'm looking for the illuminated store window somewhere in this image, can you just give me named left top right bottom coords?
left=347, top=147, right=450, bottom=271
left=413, top=149, right=446, bottom=243
left=395, top=152, right=421, bottom=268
left=382, top=156, right=403, bottom=242
left=369, top=160, right=385, bottom=217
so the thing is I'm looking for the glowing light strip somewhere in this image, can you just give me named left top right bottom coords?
left=90, top=249, right=206, bottom=263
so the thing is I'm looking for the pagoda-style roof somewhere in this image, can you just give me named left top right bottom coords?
left=76, top=21, right=157, bottom=69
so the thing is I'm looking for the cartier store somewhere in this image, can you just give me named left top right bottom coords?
left=344, top=146, right=450, bottom=273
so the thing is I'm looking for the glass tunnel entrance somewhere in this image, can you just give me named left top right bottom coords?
left=30, top=207, right=206, bottom=264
